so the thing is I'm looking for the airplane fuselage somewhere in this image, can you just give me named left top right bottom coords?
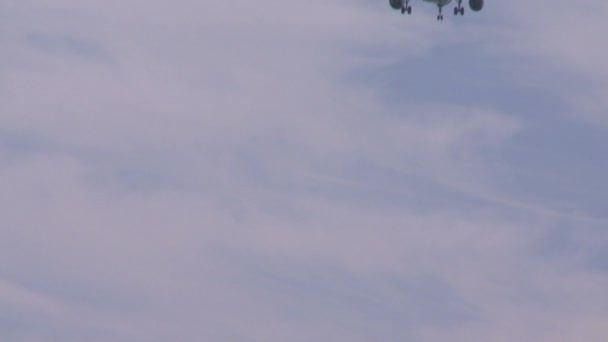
left=389, top=0, right=482, bottom=20
left=423, top=0, right=452, bottom=6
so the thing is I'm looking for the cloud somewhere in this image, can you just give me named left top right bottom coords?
left=1, top=0, right=608, bottom=340
left=492, top=1, right=608, bottom=127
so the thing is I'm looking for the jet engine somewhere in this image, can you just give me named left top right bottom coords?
left=389, top=0, right=403, bottom=10
left=469, top=0, right=483, bottom=11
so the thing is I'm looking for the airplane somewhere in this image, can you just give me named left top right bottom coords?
left=389, top=0, right=483, bottom=21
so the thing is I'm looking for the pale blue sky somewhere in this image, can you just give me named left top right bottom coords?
left=1, top=1, right=607, bottom=341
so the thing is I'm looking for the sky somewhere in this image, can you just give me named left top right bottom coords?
left=1, top=0, right=608, bottom=341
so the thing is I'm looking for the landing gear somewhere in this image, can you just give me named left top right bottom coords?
left=401, top=0, right=412, bottom=15
left=437, top=5, right=444, bottom=21
left=454, top=0, right=465, bottom=15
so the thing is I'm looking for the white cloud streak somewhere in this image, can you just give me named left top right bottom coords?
left=1, top=0, right=607, bottom=340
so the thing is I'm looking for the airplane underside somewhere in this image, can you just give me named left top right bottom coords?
left=389, top=0, right=483, bottom=20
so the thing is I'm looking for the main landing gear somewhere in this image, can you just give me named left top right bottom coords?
left=454, top=0, right=465, bottom=15
left=401, top=0, right=412, bottom=14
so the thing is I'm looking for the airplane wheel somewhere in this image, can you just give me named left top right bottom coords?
left=408, top=6, right=412, bottom=14
left=460, top=7, right=465, bottom=15
left=454, top=7, right=458, bottom=15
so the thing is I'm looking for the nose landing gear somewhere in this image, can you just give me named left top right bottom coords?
left=437, top=4, right=444, bottom=21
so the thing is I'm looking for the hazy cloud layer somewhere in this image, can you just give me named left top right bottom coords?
left=1, top=1, right=607, bottom=341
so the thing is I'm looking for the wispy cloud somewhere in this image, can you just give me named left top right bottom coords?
left=1, top=0, right=607, bottom=340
